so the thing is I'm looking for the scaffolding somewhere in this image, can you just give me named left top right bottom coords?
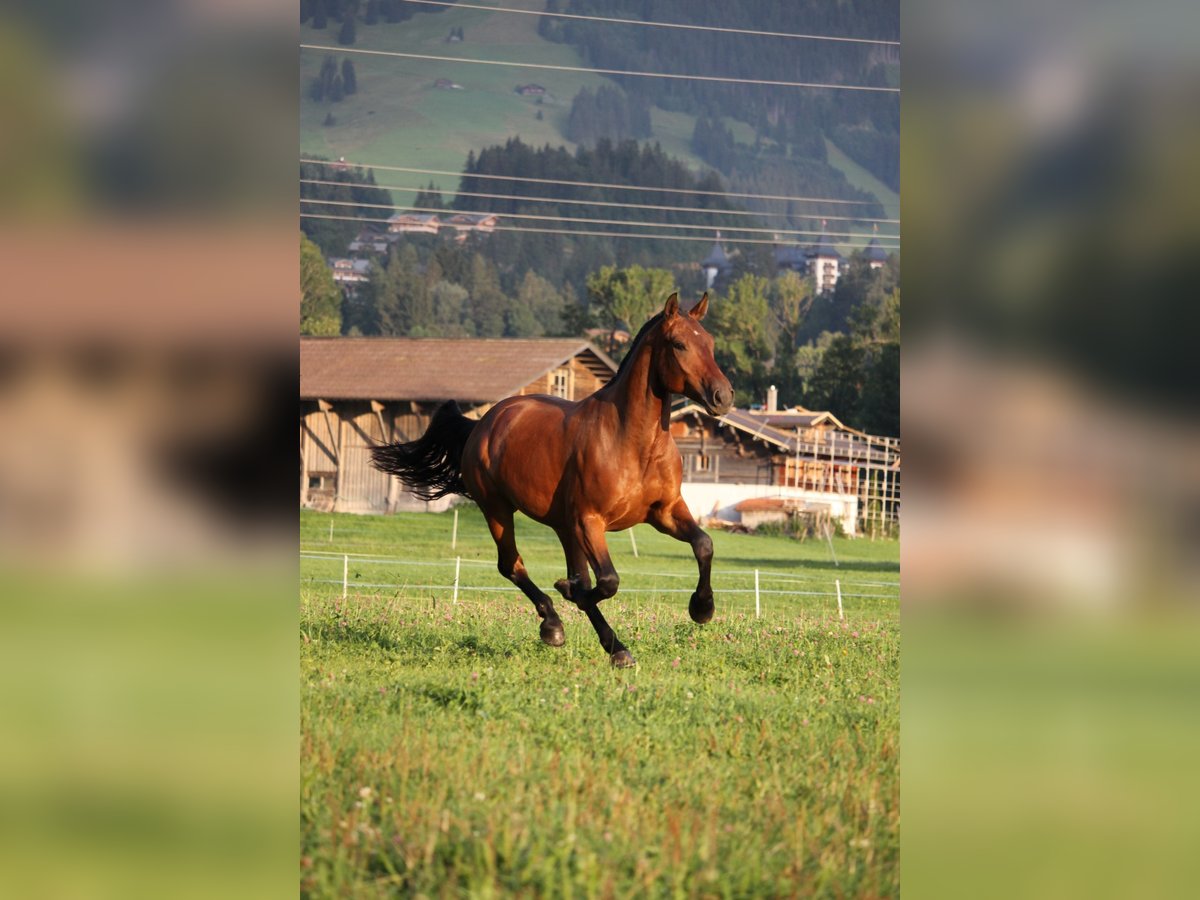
left=786, top=429, right=900, bottom=538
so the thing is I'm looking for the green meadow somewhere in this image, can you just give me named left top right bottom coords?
left=300, top=508, right=899, bottom=896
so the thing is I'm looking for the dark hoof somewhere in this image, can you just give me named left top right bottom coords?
left=610, top=649, right=636, bottom=668
left=540, top=620, right=565, bottom=647
left=689, top=592, right=714, bottom=624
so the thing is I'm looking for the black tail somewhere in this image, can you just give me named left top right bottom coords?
left=370, top=400, right=477, bottom=501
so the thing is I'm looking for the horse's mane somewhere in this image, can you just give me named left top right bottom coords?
left=614, top=312, right=664, bottom=378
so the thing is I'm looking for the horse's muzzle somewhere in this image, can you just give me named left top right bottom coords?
left=706, top=385, right=734, bottom=416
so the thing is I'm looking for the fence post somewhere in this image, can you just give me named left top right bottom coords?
left=329, top=518, right=334, bottom=543
left=836, top=578, right=844, bottom=620
left=453, top=556, right=461, bottom=604
left=755, top=569, right=761, bottom=619
left=825, top=520, right=839, bottom=567
left=629, top=528, right=639, bottom=558
left=342, top=554, right=348, bottom=599
left=452, top=507, right=459, bottom=551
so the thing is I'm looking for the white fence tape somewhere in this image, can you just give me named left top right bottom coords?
left=300, top=549, right=898, bottom=592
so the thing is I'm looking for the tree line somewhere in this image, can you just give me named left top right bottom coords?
left=566, top=85, right=652, bottom=145
left=301, top=0, right=461, bottom=36
left=540, top=0, right=899, bottom=194
left=301, top=230, right=899, bottom=434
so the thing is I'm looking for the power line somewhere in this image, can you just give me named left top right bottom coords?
left=299, top=212, right=899, bottom=250
left=299, top=177, right=901, bottom=225
left=299, top=158, right=896, bottom=208
left=298, top=44, right=901, bottom=94
left=400, top=0, right=901, bottom=47
left=301, top=197, right=900, bottom=243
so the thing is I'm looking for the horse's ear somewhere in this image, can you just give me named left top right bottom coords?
left=689, top=292, right=709, bottom=320
left=663, top=292, right=680, bottom=318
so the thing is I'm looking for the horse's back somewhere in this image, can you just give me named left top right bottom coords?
left=462, top=394, right=576, bottom=519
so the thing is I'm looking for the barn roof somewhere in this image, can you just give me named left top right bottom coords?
left=300, top=337, right=616, bottom=403
left=672, top=403, right=899, bottom=466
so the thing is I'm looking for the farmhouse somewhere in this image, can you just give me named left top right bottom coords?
left=515, top=83, right=546, bottom=96
left=670, top=390, right=899, bottom=536
left=443, top=212, right=499, bottom=241
left=346, top=228, right=392, bottom=255
left=300, top=337, right=617, bottom=513
left=327, top=257, right=372, bottom=288
left=386, top=212, right=441, bottom=235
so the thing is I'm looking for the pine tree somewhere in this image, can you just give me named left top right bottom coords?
left=341, top=59, right=357, bottom=95
left=363, top=0, right=379, bottom=25
left=338, top=13, right=356, bottom=46
left=323, top=111, right=336, bottom=127
left=300, top=234, right=343, bottom=336
left=319, top=56, right=337, bottom=101
left=312, top=0, right=328, bottom=29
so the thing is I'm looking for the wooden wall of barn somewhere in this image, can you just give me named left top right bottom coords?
left=516, top=355, right=609, bottom=402
left=300, top=400, right=433, bottom=513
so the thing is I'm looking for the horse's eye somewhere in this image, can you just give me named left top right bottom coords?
left=670, top=340, right=687, bottom=351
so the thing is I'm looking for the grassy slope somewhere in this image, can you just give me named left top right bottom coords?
left=301, top=6, right=895, bottom=214
left=300, top=509, right=899, bottom=896
left=824, top=137, right=900, bottom=215
left=301, top=1, right=613, bottom=208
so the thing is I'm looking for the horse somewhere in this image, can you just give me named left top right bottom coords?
left=371, top=292, right=734, bottom=667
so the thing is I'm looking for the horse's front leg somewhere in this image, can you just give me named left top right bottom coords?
left=647, top=498, right=715, bottom=624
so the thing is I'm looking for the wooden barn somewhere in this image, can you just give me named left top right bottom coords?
left=670, top=400, right=900, bottom=537
left=300, top=337, right=616, bottom=513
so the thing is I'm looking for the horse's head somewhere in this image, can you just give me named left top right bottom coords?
left=655, top=292, right=735, bottom=416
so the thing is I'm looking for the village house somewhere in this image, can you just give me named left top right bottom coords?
left=300, top=337, right=617, bottom=513
left=327, top=257, right=372, bottom=288
left=669, top=387, right=899, bottom=536
left=346, top=229, right=393, bottom=255
left=443, top=212, right=499, bottom=241
left=808, top=233, right=843, bottom=293
left=700, top=233, right=733, bottom=289
left=514, top=83, right=546, bottom=96
left=864, top=231, right=889, bottom=270
left=386, top=212, right=441, bottom=235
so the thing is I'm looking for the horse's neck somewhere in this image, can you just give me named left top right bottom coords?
left=605, top=339, right=670, bottom=441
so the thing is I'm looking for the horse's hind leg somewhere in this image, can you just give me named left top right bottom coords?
left=482, top=504, right=565, bottom=647
left=555, top=523, right=634, bottom=668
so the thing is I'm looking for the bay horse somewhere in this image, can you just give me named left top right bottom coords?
left=371, top=292, right=734, bottom=667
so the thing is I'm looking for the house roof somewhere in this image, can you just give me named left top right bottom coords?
left=329, top=258, right=372, bottom=275
left=445, top=213, right=497, bottom=225
left=300, top=337, right=617, bottom=403
left=387, top=212, right=440, bottom=223
left=746, top=407, right=846, bottom=430
left=810, top=232, right=842, bottom=259
left=774, top=243, right=807, bottom=268
left=864, top=236, right=889, bottom=262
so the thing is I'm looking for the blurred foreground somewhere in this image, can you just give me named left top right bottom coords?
left=904, top=0, right=1200, bottom=896
left=0, top=1, right=296, bottom=897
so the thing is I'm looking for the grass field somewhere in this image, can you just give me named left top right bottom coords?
left=300, top=508, right=899, bottom=896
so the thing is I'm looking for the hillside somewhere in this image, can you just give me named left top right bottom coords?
left=301, top=1, right=613, bottom=209
left=300, top=0, right=898, bottom=236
